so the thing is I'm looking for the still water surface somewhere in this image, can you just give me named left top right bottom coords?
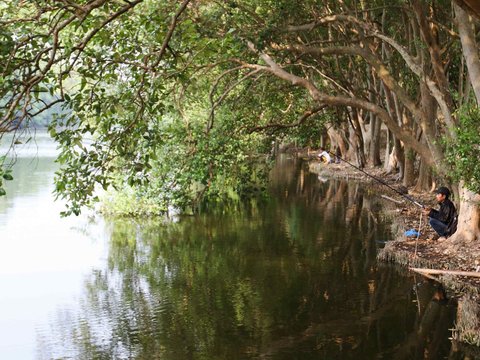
left=0, top=133, right=461, bottom=359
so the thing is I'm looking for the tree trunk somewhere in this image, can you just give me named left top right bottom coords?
left=413, top=0, right=455, bottom=111
left=419, top=82, right=443, bottom=168
left=384, top=129, right=393, bottom=172
left=401, top=107, right=415, bottom=186
left=369, top=114, right=382, bottom=166
left=403, top=147, right=415, bottom=187
left=393, top=136, right=404, bottom=179
left=327, top=126, right=348, bottom=160
left=451, top=182, right=480, bottom=243
left=452, top=2, right=480, bottom=244
left=347, top=108, right=366, bottom=167
left=366, top=68, right=382, bottom=166
left=414, top=158, right=432, bottom=192
left=455, top=2, right=480, bottom=104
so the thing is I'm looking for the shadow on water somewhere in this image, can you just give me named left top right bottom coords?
left=37, top=155, right=466, bottom=359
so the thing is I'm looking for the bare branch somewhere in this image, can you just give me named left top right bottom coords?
left=247, top=105, right=327, bottom=134
left=285, top=44, right=422, bottom=119
left=207, top=67, right=260, bottom=133
left=151, top=0, right=192, bottom=71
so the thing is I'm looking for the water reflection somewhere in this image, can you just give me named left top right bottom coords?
left=36, top=156, right=463, bottom=359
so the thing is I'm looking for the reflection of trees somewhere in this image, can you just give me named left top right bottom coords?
left=387, top=285, right=455, bottom=359
left=271, top=158, right=387, bottom=282
left=40, top=157, right=459, bottom=359
left=265, top=157, right=459, bottom=357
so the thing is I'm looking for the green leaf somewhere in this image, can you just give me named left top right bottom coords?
left=0, top=188, right=6, bottom=196
left=2, top=173, right=13, bottom=181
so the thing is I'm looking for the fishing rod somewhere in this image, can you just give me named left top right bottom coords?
left=324, top=150, right=425, bottom=209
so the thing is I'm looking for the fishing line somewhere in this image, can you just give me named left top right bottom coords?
left=414, top=211, right=423, bottom=257
left=325, top=150, right=425, bottom=209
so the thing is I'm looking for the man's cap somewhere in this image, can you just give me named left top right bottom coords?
left=435, top=186, right=451, bottom=197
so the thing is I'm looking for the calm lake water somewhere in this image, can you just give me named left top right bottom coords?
left=0, top=133, right=464, bottom=359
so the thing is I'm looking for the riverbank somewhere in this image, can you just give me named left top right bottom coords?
left=305, top=153, right=480, bottom=348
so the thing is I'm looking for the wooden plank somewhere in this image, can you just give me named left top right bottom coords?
left=410, top=267, right=480, bottom=278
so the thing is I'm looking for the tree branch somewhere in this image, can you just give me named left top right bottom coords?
left=245, top=41, right=434, bottom=166
left=455, top=3, right=480, bottom=105
left=247, top=105, right=327, bottom=134
left=207, top=67, right=261, bottom=133
left=151, top=0, right=191, bottom=71
left=285, top=44, right=422, bottom=120
left=285, top=14, right=457, bottom=135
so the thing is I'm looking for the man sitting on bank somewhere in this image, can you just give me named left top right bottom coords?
left=318, top=148, right=333, bottom=164
left=423, top=187, right=457, bottom=240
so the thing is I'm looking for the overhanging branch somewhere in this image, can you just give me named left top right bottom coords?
left=247, top=105, right=327, bottom=134
left=244, top=41, right=435, bottom=167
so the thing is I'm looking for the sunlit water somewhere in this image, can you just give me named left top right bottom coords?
left=0, top=133, right=463, bottom=359
left=0, top=132, right=107, bottom=359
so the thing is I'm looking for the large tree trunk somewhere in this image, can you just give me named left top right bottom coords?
left=451, top=182, right=480, bottom=243
left=452, top=2, right=480, bottom=244
left=327, top=126, right=348, bottom=160
left=391, top=94, right=405, bottom=179
left=455, top=2, right=480, bottom=104
left=419, top=82, right=443, bottom=169
left=401, top=109, right=415, bottom=186
left=366, top=69, right=382, bottom=166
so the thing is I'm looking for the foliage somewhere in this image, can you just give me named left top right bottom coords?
left=0, top=157, right=13, bottom=196
left=445, top=106, right=480, bottom=193
left=287, top=112, right=330, bottom=148
left=99, top=107, right=272, bottom=217
left=1, top=0, right=480, bottom=215
left=100, top=185, right=167, bottom=217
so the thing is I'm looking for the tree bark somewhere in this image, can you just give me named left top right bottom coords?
left=455, top=2, right=480, bottom=104
left=403, top=147, right=415, bottom=187
left=412, top=0, right=455, bottom=111
left=347, top=108, right=366, bottom=168
left=383, top=129, right=394, bottom=172
left=327, top=126, right=348, bottom=161
left=452, top=2, right=480, bottom=243
left=451, top=182, right=480, bottom=242
left=419, top=82, right=443, bottom=167
left=369, top=114, right=382, bottom=166
left=393, top=137, right=404, bottom=179
left=415, top=158, right=432, bottom=192
left=367, top=68, right=382, bottom=166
